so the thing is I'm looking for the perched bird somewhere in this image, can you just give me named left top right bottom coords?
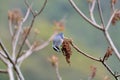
left=52, top=32, right=64, bottom=52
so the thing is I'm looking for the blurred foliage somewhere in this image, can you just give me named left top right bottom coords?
left=0, top=0, right=120, bottom=80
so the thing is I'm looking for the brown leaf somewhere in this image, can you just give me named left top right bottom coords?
left=89, top=66, right=97, bottom=79
left=61, top=38, right=72, bottom=64
left=104, top=47, right=113, bottom=60
left=48, top=55, right=58, bottom=67
left=111, top=0, right=118, bottom=4
left=112, top=10, right=120, bottom=25
left=54, top=20, right=65, bottom=31
left=8, top=9, right=23, bottom=26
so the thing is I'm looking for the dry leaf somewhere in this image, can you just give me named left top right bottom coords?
left=61, top=38, right=72, bottom=64
left=104, top=47, right=113, bottom=60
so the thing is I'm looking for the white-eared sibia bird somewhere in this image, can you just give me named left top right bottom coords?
left=52, top=32, right=64, bottom=52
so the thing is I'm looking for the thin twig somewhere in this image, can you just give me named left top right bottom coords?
left=24, top=0, right=34, bottom=16
left=0, top=50, right=7, bottom=59
left=96, top=0, right=105, bottom=27
left=116, top=74, right=120, bottom=77
left=0, top=40, right=24, bottom=80
left=14, top=65, right=24, bottom=80
left=0, top=54, right=8, bottom=65
left=70, top=41, right=101, bottom=62
left=33, top=31, right=58, bottom=51
left=16, top=18, right=35, bottom=62
left=105, top=10, right=117, bottom=30
left=101, top=61, right=119, bottom=80
left=104, top=31, right=120, bottom=61
left=8, top=20, right=13, bottom=36
left=55, top=66, right=62, bottom=80
left=8, top=63, right=15, bottom=80
left=101, top=61, right=115, bottom=78
left=0, top=40, right=13, bottom=64
left=68, top=0, right=103, bottom=31
left=0, top=69, right=8, bottom=73
left=17, top=45, right=33, bottom=65
left=17, top=32, right=58, bottom=65
left=16, top=0, right=48, bottom=62
left=70, top=40, right=119, bottom=80
left=89, top=0, right=96, bottom=23
left=34, top=0, right=48, bottom=17
left=68, top=0, right=120, bottom=79
left=111, top=1, right=115, bottom=13
left=12, top=6, right=30, bottom=61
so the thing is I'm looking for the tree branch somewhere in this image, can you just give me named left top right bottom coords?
left=17, top=45, right=33, bottom=65
left=16, top=0, right=47, bottom=62
left=0, top=50, right=7, bottom=59
left=68, top=0, right=103, bottom=31
left=0, top=53, right=8, bottom=66
left=34, top=0, right=48, bottom=17
left=0, top=69, right=8, bottom=73
left=12, top=6, right=30, bottom=61
left=0, top=40, right=24, bottom=80
left=70, top=39, right=119, bottom=80
left=104, top=31, right=120, bottom=61
left=8, top=63, right=14, bottom=80
left=24, top=0, right=34, bottom=16
left=55, top=65, right=62, bottom=80
left=116, top=74, right=120, bottom=77
left=8, top=20, right=13, bottom=37
left=17, top=32, right=58, bottom=65
left=14, top=65, right=24, bottom=80
left=89, top=0, right=96, bottom=23
left=96, top=0, right=105, bottom=27
left=0, top=40, right=13, bottom=64
left=105, top=10, right=117, bottom=30
left=33, top=31, right=58, bottom=51
left=70, top=41, right=101, bottom=62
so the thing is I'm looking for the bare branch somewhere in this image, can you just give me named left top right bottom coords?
left=104, top=31, right=120, bottom=60
left=69, top=38, right=119, bottom=80
left=0, top=54, right=8, bottom=65
left=105, top=10, right=117, bottom=30
left=116, top=74, right=120, bottom=77
left=0, top=40, right=13, bottom=63
left=34, top=0, right=48, bottom=17
left=89, top=0, right=96, bottom=23
left=17, top=32, right=58, bottom=65
left=24, top=39, right=31, bottom=48
left=17, top=45, right=33, bottom=65
left=8, top=20, right=13, bottom=36
left=0, top=50, right=7, bottom=59
left=101, top=61, right=119, bottom=80
left=70, top=41, right=101, bottom=62
left=24, top=0, right=34, bottom=16
left=55, top=66, right=62, bottom=80
left=12, top=6, right=30, bottom=61
left=0, top=40, right=24, bottom=80
left=22, top=6, right=30, bottom=22
left=16, top=0, right=48, bottom=62
left=33, top=31, right=58, bottom=51
left=0, top=69, right=8, bottom=73
left=16, top=18, right=35, bottom=62
left=102, top=61, right=115, bottom=77
left=68, top=0, right=103, bottom=31
left=21, top=27, right=31, bottom=48
left=8, top=63, right=14, bottom=80
left=14, top=65, right=24, bottom=80
left=111, top=0, right=115, bottom=12
left=96, top=0, right=105, bottom=27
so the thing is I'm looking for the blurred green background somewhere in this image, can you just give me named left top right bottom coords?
left=0, top=0, right=120, bottom=80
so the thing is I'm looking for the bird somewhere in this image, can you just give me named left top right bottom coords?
left=52, top=32, right=64, bottom=52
